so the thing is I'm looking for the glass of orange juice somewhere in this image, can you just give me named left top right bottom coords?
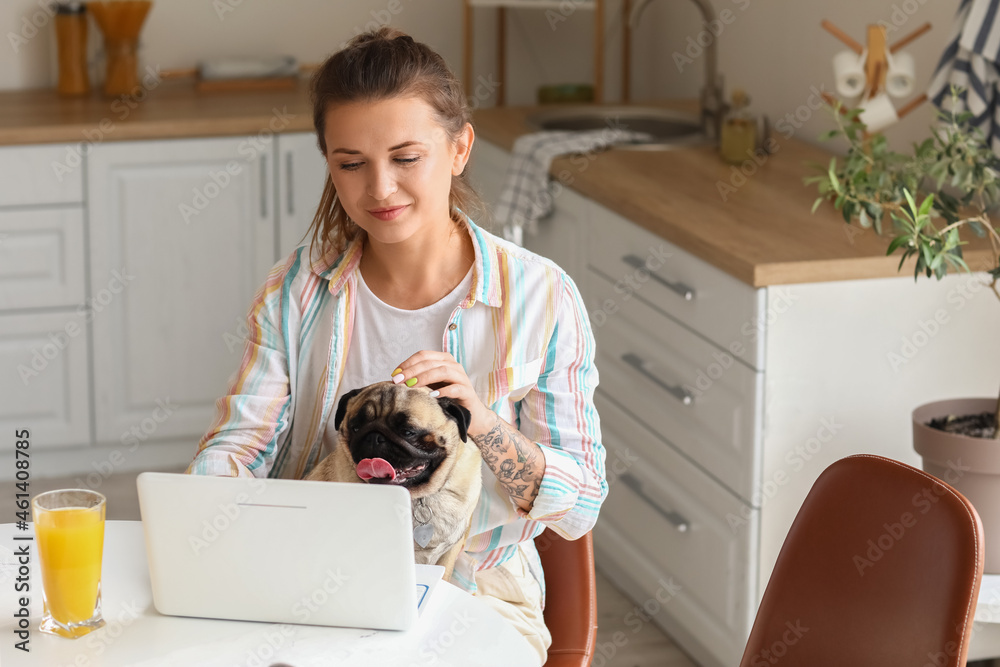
left=31, top=489, right=107, bottom=638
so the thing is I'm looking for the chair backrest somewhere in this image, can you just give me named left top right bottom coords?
left=536, top=529, right=597, bottom=667
left=740, top=454, right=984, bottom=667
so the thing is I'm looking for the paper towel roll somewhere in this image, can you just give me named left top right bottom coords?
left=885, top=51, right=916, bottom=98
left=858, top=92, right=899, bottom=132
left=833, top=50, right=866, bottom=98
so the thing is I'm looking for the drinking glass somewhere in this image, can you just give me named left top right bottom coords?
left=31, top=489, right=107, bottom=638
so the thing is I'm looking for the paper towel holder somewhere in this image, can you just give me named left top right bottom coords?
left=819, top=19, right=931, bottom=136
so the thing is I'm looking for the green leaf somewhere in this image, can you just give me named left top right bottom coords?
left=945, top=252, right=971, bottom=274
left=857, top=207, right=870, bottom=228
left=917, top=192, right=935, bottom=218
left=811, top=197, right=824, bottom=214
left=886, top=235, right=909, bottom=255
left=919, top=242, right=934, bottom=269
left=903, top=188, right=918, bottom=217
left=898, top=249, right=912, bottom=273
left=828, top=158, right=842, bottom=194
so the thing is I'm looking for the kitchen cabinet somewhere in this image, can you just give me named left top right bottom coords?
left=0, top=311, right=90, bottom=449
left=87, top=135, right=276, bottom=446
left=584, top=201, right=762, bottom=667
left=467, top=138, right=1000, bottom=667
left=0, top=144, right=91, bottom=451
left=0, top=132, right=327, bottom=475
left=277, top=132, right=328, bottom=257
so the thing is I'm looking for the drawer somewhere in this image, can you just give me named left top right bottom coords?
left=0, top=208, right=86, bottom=310
left=0, top=144, right=84, bottom=207
left=594, top=390, right=757, bottom=666
left=587, top=201, right=765, bottom=369
left=587, top=268, right=761, bottom=503
left=0, top=311, right=91, bottom=449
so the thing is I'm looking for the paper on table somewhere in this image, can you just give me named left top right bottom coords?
left=415, top=563, right=445, bottom=615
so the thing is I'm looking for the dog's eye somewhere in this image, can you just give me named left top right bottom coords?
left=400, top=428, right=416, bottom=438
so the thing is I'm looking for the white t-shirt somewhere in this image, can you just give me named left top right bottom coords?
left=323, top=265, right=474, bottom=452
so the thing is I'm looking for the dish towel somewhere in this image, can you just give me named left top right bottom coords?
left=926, top=0, right=1000, bottom=157
left=492, top=128, right=654, bottom=246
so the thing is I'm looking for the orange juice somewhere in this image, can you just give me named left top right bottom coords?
left=35, top=506, right=105, bottom=624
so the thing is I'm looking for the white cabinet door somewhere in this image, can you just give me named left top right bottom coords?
left=277, top=132, right=328, bottom=258
left=0, top=208, right=86, bottom=310
left=87, top=136, right=276, bottom=446
left=0, top=144, right=83, bottom=207
left=0, top=311, right=90, bottom=449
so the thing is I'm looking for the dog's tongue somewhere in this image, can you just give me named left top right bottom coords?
left=356, top=457, right=396, bottom=481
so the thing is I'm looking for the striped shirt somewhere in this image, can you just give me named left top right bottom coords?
left=185, top=210, right=607, bottom=607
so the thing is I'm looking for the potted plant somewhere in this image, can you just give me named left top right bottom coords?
left=805, top=85, right=1000, bottom=569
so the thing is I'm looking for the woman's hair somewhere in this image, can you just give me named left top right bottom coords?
left=304, top=26, right=489, bottom=262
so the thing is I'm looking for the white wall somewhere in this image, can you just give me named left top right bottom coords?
left=2, top=0, right=961, bottom=153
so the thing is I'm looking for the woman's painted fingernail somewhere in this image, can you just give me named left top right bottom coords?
left=429, top=390, right=440, bottom=398
left=391, top=373, right=404, bottom=384
left=391, top=368, right=402, bottom=376
left=405, top=377, right=418, bottom=387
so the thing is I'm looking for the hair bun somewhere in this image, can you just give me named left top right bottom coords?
left=347, top=26, right=410, bottom=48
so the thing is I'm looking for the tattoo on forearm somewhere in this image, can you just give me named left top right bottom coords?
left=473, top=415, right=543, bottom=504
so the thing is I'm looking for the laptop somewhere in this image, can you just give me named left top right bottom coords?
left=136, top=472, right=418, bottom=631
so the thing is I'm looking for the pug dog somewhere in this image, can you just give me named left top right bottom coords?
left=305, top=381, right=482, bottom=582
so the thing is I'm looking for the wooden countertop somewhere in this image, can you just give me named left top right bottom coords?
left=472, top=102, right=997, bottom=287
left=0, top=79, right=315, bottom=145
left=1, top=81, right=993, bottom=286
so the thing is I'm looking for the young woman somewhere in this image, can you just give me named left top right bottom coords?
left=186, top=26, right=607, bottom=663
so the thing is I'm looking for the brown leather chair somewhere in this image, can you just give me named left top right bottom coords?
left=740, top=454, right=984, bottom=667
left=536, top=528, right=597, bottom=666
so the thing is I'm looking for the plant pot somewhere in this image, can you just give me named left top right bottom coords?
left=913, top=397, right=1000, bottom=572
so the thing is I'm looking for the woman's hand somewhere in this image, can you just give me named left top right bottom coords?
left=392, top=350, right=546, bottom=515
left=390, top=351, right=494, bottom=436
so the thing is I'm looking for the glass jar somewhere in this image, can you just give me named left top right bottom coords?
left=720, top=89, right=758, bottom=165
left=54, top=2, right=89, bottom=97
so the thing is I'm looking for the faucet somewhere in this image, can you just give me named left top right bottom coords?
left=629, top=0, right=729, bottom=142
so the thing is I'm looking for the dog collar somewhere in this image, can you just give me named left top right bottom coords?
left=413, top=497, right=434, bottom=548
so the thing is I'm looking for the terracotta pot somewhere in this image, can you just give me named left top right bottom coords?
left=913, top=397, right=1000, bottom=572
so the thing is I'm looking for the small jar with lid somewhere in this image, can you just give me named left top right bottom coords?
left=719, top=89, right=757, bottom=165
left=54, top=2, right=90, bottom=97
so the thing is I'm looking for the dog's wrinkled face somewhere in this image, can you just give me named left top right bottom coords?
left=334, top=381, right=472, bottom=490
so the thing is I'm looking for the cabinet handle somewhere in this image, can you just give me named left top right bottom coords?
left=260, top=154, right=268, bottom=218
left=621, top=352, right=693, bottom=406
left=621, top=254, right=695, bottom=301
left=621, top=473, right=690, bottom=533
left=285, top=152, right=294, bottom=216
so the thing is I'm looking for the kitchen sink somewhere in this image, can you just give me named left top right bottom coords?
left=524, top=105, right=710, bottom=150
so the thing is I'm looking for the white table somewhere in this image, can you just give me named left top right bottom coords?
left=969, top=575, right=1000, bottom=661
left=0, top=521, right=539, bottom=667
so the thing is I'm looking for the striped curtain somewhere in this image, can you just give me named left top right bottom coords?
left=927, top=0, right=1000, bottom=156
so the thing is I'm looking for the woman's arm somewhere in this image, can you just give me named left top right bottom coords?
left=499, top=272, right=607, bottom=538
left=468, top=411, right=546, bottom=514
left=186, top=258, right=293, bottom=477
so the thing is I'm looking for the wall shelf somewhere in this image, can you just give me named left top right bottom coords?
left=465, top=0, right=635, bottom=106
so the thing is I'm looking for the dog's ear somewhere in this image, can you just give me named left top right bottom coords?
left=334, top=388, right=363, bottom=431
left=436, top=397, right=472, bottom=443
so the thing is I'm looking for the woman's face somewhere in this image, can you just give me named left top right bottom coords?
left=322, top=96, right=473, bottom=247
